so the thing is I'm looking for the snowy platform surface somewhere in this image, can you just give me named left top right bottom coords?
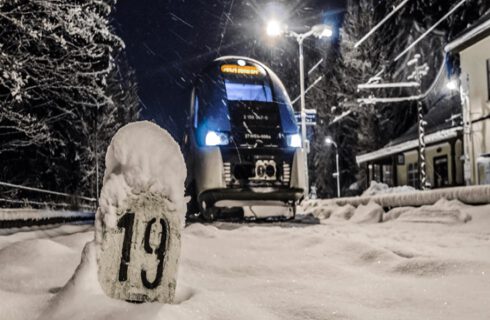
left=1, top=204, right=490, bottom=320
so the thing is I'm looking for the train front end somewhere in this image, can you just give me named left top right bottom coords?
left=185, top=57, right=306, bottom=220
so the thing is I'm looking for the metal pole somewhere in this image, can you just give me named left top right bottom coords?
left=95, top=110, right=99, bottom=200
left=298, top=37, right=309, bottom=197
left=335, top=149, right=341, bottom=198
left=413, top=58, right=428, bottom=190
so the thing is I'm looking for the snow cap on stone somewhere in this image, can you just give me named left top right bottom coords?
left=96, top=121, right=186, bottom=240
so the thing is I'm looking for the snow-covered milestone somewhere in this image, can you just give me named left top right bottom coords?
left=95, top=121, right=186, bottom=303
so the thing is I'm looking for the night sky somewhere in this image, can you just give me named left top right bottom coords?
left=112, top=0, right=346, bottom=141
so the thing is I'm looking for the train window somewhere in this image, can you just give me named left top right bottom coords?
left=407, top=163, right=419, bottom=188
left=196, top=73, right=231, bottom=133
left=224, top=80, right=272, bottom=102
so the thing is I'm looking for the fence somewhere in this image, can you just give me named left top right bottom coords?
left=0, top=181, right=97, bottom=211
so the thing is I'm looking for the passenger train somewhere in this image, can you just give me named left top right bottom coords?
left=184, top=56, right=306, bottom=220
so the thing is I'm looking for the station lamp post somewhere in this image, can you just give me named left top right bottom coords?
left=325, top=136, right=341, bottom=198
left=266, top=21, right=333, bottom=196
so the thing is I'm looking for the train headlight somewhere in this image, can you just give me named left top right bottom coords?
left=205, top=131, right=229, bottom=146
left=286, top=133, right=301, bottom=148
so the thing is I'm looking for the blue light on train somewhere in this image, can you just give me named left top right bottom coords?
left=205, top=131, right=229, bottom=146
left=287, top=133, right=301, bottom=148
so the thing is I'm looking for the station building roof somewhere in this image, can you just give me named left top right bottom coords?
left=445, top=12, right=490, bottom=53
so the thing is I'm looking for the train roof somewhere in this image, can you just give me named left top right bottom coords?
left=214, top=56, right=266, bottom=66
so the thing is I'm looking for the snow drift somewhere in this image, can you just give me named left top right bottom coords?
left=361, top=181, right=417, bottom=196
left=306, top=198, right=473, bottom=224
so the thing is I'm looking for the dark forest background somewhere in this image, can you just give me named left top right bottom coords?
left=1, top=0, right=489, bottom=205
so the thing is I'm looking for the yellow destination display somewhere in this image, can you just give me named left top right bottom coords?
left=221, top=64, right=261, bottom=76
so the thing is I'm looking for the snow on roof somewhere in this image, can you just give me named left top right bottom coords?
left=356, top=126, right=462, bottom=164
left=445, top=15, right=490, bottom=53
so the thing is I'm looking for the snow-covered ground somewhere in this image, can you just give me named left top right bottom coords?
left=361, top=181, right=417, bottom=196
left=1, top=202, right=490, bottom=320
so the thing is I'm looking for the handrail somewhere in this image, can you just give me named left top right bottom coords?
left=0, top=181, right=96, bottom=202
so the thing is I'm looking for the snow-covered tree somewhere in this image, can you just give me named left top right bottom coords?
left=0, top=0, right=139, bottom=203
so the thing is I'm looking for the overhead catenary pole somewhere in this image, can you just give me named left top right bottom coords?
left=407, top=54, right=429, bottom=190
left=357, top=57, right=446, bottom=104
left=357, top=53, right=430, bottom=190
left=272, top=24, right=332, bottom=197
left=354, top=0, right=411, bottom=48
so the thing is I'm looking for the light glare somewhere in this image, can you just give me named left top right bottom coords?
left=287, top=133, right=302, bottom=148
left=312, top=24, right=333, bottom=39
left=319, top=28, right=333, bottom=38
left=266, top=20, right=283, bottom=37
left=205, top=131, right=229, bottom=146
left=446, top=79, right=459, bottom=91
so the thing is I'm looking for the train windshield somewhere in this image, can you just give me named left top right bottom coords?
left=224, top=80, right=273, bottom=102
left=195, top=60, right=298, bottom=146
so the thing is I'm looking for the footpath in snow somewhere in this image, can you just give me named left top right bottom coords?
left=0, top=200, right=489, bottom=320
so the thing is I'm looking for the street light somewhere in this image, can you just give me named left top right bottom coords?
left=325, top=136, right=341, bottom=198
left=266, top=22, right=333, bottom=197
left=266, top=20, right=283, bottom=37
left=446, top=78, right=459, bottom=91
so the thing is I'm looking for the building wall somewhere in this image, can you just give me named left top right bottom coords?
left=397, top=150, right=417, bottom=186
left=394, top=141, right=463, bottom=188
left=459, top=36, right=490, bottom=184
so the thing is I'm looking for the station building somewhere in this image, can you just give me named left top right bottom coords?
left=356, top=14, right=490, bottom=189
left=445, top=14, right=490, bottom=185
left=356, top=96, right=464, bottom=189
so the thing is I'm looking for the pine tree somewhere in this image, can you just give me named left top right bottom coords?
left=0, top=0, right=139, bottom=204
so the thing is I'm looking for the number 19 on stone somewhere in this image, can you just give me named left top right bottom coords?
left=97, top=196, right=181, bottom=303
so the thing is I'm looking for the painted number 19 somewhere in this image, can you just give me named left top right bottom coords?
left=117, top=212, right=169, bottom=289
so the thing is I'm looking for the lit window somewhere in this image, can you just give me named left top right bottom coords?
left=407, top=163, right=419, bottom=188
left=224, top=80, right=272, bottom=102
left=382, top=165, right=394, bottom=186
